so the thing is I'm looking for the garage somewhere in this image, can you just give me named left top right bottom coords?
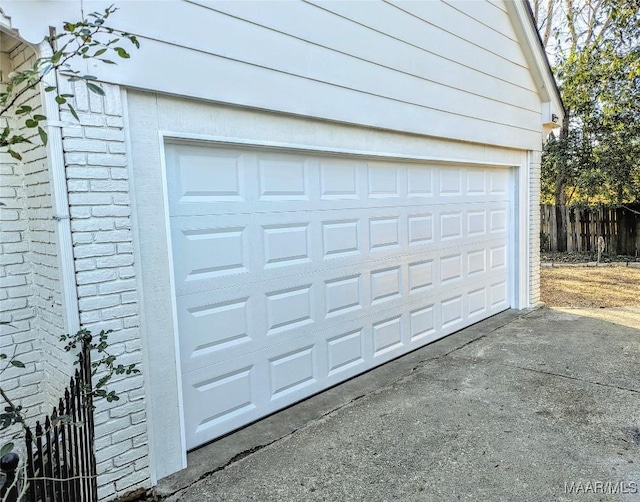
left=164, top=142, right=513, bottom=449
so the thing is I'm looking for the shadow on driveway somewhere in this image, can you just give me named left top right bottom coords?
left=157, top=307, right=640, bottom=502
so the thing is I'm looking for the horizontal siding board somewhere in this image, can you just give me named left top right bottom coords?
left=187, top=0, right=540, bottom=112
left=105, top=2, right=540, bottom=115
left=389, top=0, right=525, bottom=65
left=441, top=0, right=518, bottom=42
left=306, top=0, right=537, bottom=91
left=91, top=1, right=540, bottom=131
left=100, top=38, right=540, bottom=149
left=486, top=0, right=509, bottom=13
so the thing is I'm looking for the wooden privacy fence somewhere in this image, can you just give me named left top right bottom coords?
left=0, top=337, right=97, bottom=502
left=541, top=204, right=640, bottom=255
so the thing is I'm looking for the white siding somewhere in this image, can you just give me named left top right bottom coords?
left=3, top=0, right=543, bottom=149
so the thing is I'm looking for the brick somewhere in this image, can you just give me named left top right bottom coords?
left=2, top=241, right=29, bottom=254
left=66, top=180, right=89, bottom=192
left=0, top=254, right=24, bottom=266
left=112, top=446, right=147, bottom=468
left=121, top=291, right=138, bottom=304
left=73, top=244, right=116, bottom=258
left=90, top=179, right=129, bottom=191
left=7, top=285, right=32, bottom=298
left=63, top=138, right=107, bottom=153
left=109, top=142, right=127, bottom=154
left=62, top=126, right=83, bottom=138
left=99, top=279, right=136, bottom=295
left=64, top=153, right=88, bottom=165
left=88, top=153, right=128, bottom=168
left=77, top=284, right=98, bottom=297
left=110, top=167, right=129, bottom=180
left=71, top=218, right=114, bottom=232
left=112, top=194, right=130, bottom=205
left=84, top=127, right=124, bottom=142
left=92, top=205, right=130, bottom=218
left=119, top=266, right=136, bottom=280
left=76, top=269, right=118, bottom=285
left=96, top=254, right=134, bottom=268
left=94, top=230, right=131, bottom=243
left=114, top=469, right=149, bottom=492
left=97, top=484, right=116, bottom=501
left=114, top=218, right=131, bottom=230
left=112, top=423, right=147, bottom=445
left=78, top=295, right=120, bottom=311
left=0, top=209, right=19, bottom=221
left=74, top=258, right=97, bottom=272
left=106, top=116, right=124, bottom=127
left=66, top=167, right=110, bottom=179
left=97, top=464, right=134, bottom=487
left=101, top=303, right=138, bottom=320
left=69, top=206, right=92, bottom=219
left=68, top=192, right=112, bottom=206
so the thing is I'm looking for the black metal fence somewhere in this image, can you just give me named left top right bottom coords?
left=1, top=338, right=97, bottom=502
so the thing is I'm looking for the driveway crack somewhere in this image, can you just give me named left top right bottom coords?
left=497, top=362, right=640, bottom=395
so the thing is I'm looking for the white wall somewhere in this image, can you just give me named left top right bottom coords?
left=3, top=0, right=544, bottom=150
left=0, top=39, right=68, bottom=436
left=55, top=77, right=151, bottom=500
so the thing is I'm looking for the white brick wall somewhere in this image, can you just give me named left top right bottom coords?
left=59, top=78, right=151, bottom=500
left=530, top=149, right=542, bottom=305
left=1, top=40, right=67, bottom=442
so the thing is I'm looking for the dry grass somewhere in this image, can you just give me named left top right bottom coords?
left=541, top=266, right=640, bottom=307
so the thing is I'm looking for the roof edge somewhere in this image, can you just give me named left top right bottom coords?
left=503, top=0, right=565, bottom=125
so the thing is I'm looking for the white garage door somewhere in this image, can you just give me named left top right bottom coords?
left=165, top=143, right=513, bottom=449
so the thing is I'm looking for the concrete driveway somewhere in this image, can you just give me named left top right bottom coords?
left=155, top=307, right=640, bottom=502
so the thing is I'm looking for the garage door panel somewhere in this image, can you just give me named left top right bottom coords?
left=166, top=144, right=509, bottom=217
left=181, top=280, right=508, bottom=448
left=177, top=254, right=507, bottom=374
left=167, top=143, right=514, bottom=449
left=171, top=204, right=509, bottom=297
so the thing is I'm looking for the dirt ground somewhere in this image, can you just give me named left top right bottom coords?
left=541, top=266, right=640, bottom=307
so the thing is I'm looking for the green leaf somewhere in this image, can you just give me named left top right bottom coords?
left=10, top=360, right=25, bottom=368
left=25, top=119, right=38, bottom=128
left=51, top=50, right=63, bottom=64
left=0, top=442, right=14, bottom=457
left=114, top=47, right=130, bottom=59
left=16, top=105, right=32, bottom=115
left=99, top=59, right=116, bottom=65
left=68, top=103, right=80, bottom=121
left=55, top=96, right=67, bottom=105
left=33, top=114, right=47, bottom=121
left=94, top=48, right=107, bottom=57
left=86, top=82, right=105, bottom=96
left=44, top=86, right=57, bottom=92
left=38, top=126, right=48, bottom=145
left=8, top=149, right=22, bottom=161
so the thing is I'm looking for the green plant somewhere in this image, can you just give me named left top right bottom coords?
left=60, top=329, right=139, bottom=403
left=0, top=4, right=139, bottom=160
left=0, top=3, right=140, bottom=496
